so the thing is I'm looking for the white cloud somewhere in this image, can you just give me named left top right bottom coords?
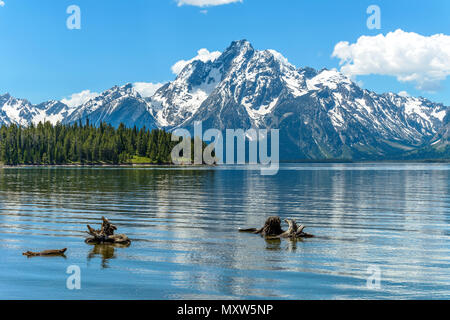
left=398, top=91, right=410, bottom=97
left=61, top=90, right=100, bottom=108
left=171, top=48, right=221, bottom=75
left=133, top=82, right=164, bottom=98
left=332, top=29, right=450, bottom=91
left=0, top=1, right=5, bottom=7
left=176, top=0, right=242, bottom=7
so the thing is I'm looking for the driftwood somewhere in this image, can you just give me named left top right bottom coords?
left=239, top=216, right=314, bottom=239
left=277, top=219, right=314, bottom=239
left=23, top=248, right=67, bottom=257
left=85, top=216, right=131, bottom=245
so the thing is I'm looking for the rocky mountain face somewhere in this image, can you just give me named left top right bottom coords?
left=1, top=40, right=448, bottom=160
left=402, top=112, right=450, bottom=159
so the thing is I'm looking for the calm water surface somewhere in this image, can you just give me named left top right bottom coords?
left=0, top=163, right=449, bottom=299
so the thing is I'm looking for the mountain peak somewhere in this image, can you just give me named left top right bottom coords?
left=100, top=83, right=137, bottom=99
left=121, top=83, right=134, bottom=90
left=224, top=40, right=254, bottom=56
left=229, top=39, right=252, bottom=48
left=108, top=83, right=133, bottom=91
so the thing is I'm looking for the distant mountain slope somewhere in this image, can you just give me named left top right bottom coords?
left=401, top=113, right=450, bottom=160
left=0, top=40, right=448, bottom=160
left=64, top=84, right=157, bottom=129
left=0, top=93, right=76, bottom=126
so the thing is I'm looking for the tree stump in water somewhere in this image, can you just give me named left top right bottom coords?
left=239, top=216, right=314, bottom=239
left=85, top=217, right=131, bottom=245
left=254, top=216, right=285, bottom=237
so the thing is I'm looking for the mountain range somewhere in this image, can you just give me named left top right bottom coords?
left=1, top=40, right=448, bottom=161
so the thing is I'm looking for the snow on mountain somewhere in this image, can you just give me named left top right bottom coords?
left=149, top=58, right=224, bottom=127
left=0, top=94, right=76, bottom=126
left=1, top=39, right=448, bottom=160
left=0, top=84, right=157, bottom=129
left=154, top=40, right=448, bottom=159
left=64, top=83, right=157, bottom=129
left=173, top=40, right=312, bottom=130
left=34, top=100, right=78, bottom=125
left=306, top=69, right=353, bottom=90
left=0, top=94, right=37, bottom=126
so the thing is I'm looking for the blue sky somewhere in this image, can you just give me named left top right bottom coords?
left=0, top=0, right=449, bottom=105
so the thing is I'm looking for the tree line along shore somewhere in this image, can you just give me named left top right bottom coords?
left=0, top=121, right=194, bottom=166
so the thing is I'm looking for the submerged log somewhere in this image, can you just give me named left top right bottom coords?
left=23, top=248, right=67, bottom=257
left=240, top=217, right=314, bottom=239
left=85, top=216, right=131, bottom=245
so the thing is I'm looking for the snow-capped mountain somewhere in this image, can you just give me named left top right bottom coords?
left=150, top=59, right=223, bottom=128
left=150, top=40, right=448, bottom=159
left=34, top=100, right=77, bottom=125
left=0, top=93, right=76, bottom=126
left=0, top=94, right=36, bottom=126
left=64, top=83, right=157, bottom=128
left=0, top=40, right=448, bottom=160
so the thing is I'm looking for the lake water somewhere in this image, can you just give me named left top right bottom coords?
left=0, top=164, right=449, bottom=300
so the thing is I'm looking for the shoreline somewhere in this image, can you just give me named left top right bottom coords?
left=1, top=160, right=449, bottom=169
left=281, top=159, right=450, bottom=164
left=0, top=163, right=213, bottom=168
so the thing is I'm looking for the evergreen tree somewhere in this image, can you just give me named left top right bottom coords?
left=0, top=121, right=197, bottom=166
